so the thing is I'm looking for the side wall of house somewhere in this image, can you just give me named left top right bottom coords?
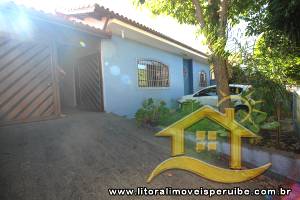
left=192, top=60, right=211, bottom=93
left=101, top=35, right=185, bottom=118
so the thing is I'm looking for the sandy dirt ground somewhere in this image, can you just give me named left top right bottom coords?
left=0, top=110, right=293, bottom=200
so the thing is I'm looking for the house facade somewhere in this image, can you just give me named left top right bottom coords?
left=61, top=4, right=211, bottom=118
left=0, top=2, right=210, bottom=125
left=101, top=36, right=210, bottom=117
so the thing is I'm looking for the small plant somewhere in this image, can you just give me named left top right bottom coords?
left=235, top=110, right=280, bottom=134
left=234, top=91, right=280, bottom=135
left=180, top=99, right=203, bottom=113
left=159, top=99, right=203, bottom=126
left=135, top=98, right=170, bottom=127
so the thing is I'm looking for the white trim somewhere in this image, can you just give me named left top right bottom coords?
left=108, top=19, right=208, bottom=61
left=137, top=87, right=170, bottom=90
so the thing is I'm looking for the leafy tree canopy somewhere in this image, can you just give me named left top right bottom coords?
left=253, top=35, right=300, bottom=84
left=242, top=0, right=300, bottom=83
left=134, top=0, right=265, bottom=58
left=245, top=0, right=300, bottom=47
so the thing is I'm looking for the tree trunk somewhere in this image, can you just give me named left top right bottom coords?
left=212, top=55, right=231, bottom=112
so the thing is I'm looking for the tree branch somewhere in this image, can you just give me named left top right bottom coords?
left=191, top=0, right=206, bottom=29
left=219, top=0, right=230, bottom=36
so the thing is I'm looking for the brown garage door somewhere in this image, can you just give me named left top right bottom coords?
left=0, top=37, right=59, bottom=125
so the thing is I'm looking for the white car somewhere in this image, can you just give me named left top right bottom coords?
left=178, top=84, right=251, bottom=111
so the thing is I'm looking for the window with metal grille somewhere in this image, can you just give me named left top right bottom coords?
left=137, top=60, right=169, bottom=87
left=210, top=68, right=215, bottom=80
left=199, top=71, right=208, bottom=87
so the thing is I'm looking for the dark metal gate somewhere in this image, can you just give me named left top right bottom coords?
left=0, top=37, right=59, bottom=125
left=75, top=53, right=103, bottom=112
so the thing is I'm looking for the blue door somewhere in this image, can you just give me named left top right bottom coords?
left=183, top=59, right=193, bottom=95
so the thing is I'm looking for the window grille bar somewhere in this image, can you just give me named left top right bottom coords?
left=137, top=60, right=169, bottom=88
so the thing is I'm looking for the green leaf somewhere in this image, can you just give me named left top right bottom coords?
left=252, top=112, right=267, bottom=124
left=217, top=130, right=228, bottom=137
left=248, top=124, right=260, bottom=133
left=260, top=121, right=280, bottom=130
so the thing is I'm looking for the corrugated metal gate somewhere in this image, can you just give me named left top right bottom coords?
left=0, top=37, right=59, bottom=125
left=75, top=53, right=103, bottom=112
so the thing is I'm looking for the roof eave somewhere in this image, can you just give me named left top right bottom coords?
left=108, top=19, right=207, bottom=62
left=0, top=2, right=111, bottom=39
left=58, top=3, right=208, bottom=59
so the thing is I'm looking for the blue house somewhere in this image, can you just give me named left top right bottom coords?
left=0, top=2, right=210, bottom=125
left=61, top=4, right=211, bottom=118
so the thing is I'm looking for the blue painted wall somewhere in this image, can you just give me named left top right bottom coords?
left=192, top=60, right=210, bottom=93
left=101, top=35, right=186, bottom=118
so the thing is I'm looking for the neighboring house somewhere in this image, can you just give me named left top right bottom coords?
left=0, top=2, right=210, bottom=125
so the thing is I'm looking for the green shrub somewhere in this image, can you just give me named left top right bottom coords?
left=235, top=110, right=280, bottom=134
left=180, top=99, right=202, bottom=113
left=135, top=98, right=170, bottom=126
left=159, top=99, right=203, bottom=126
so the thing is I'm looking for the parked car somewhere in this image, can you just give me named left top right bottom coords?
left=178, top=84, right=251, bottom=112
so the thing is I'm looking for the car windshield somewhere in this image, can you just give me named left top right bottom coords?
left=193, top=86, right=244, bottom=97
left=193, top=87, right=217, bottom=97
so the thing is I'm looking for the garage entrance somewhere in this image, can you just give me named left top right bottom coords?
left=0, top=2, right=109, bottom=126
left=0, top=40, right=104, bottom=126
left=57, top=45, right=104, bottom=114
